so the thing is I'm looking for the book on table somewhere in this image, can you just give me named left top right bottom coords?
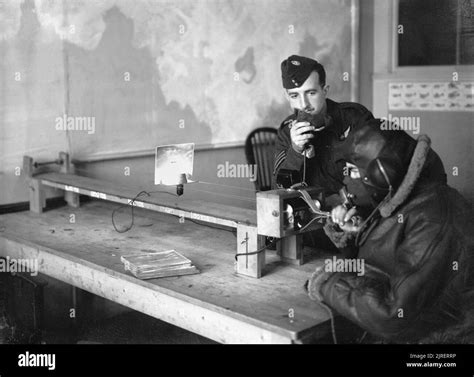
left=120, top=249, right=199, bottom=279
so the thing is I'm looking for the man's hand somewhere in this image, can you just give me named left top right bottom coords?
left=331, top=205, right=361, bottom=232
left=289, top=120, right=315, bottom=154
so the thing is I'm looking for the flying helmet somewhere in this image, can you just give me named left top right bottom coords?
left=334, top=119, right=416, bottom=204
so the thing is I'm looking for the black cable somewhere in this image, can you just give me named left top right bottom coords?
left=111, top=189, right=178, bottom=233
left=234, top=238, right=279, bottom=260
left=298, top=215, right=327, bottom=233
left=303, top=149, right=307, bottom=184
left=111, top=189, right=238, bottom=236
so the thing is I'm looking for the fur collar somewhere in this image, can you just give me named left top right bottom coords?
left=379, top=135, right=431, bottom=218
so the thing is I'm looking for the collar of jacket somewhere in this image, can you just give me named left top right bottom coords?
left=379, top=134, right=431, bottom=218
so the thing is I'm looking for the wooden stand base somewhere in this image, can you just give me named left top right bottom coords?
left=235, top=224, right=266, bottom=278
left=277, top=234, right=304, bottom=265
left=24, top=152, right=79, bottom=213
left=59, top=152, right=80, bottom=208
left=27, top=178, right=45, bottom=214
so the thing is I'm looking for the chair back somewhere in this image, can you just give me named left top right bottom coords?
left=244, top=127, right=278, bottom=191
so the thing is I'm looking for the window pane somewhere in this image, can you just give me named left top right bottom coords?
left=460, top=0, right=474, bottom=63
left=398, top=0, right=474, bottom=66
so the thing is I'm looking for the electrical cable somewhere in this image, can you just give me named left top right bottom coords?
left=297, top=189, right=331, bottom=217
left=234, top=238, right=279, bottom=260
left=303, top=149, right=307, bottom=185
left=319, top=301, right=338, bottom=344
left=354, top=192, right=392, bottom=247
left=298, top=215, right=327, bottom=233
left=111, top=189, right=178, bottom=233
left=358, top=331, right=368, bottom=344
left=111, top=188, right=239, bottom=235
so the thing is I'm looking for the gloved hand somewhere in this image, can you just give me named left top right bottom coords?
left=330, top=205, right=362, bottom=232
left=305, top=260, right=332, bottom=301
left=323, top=216, right=360, bottom=249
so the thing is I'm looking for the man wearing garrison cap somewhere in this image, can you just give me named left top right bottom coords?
left=273, top=55, right=374, bottom=207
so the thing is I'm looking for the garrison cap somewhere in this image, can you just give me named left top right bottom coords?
left=281, top=55, right=321, bottom=89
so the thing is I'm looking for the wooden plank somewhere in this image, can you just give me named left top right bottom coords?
left=35, top=172, right=256, bottom=228
left=0, top=201, right=330, bottom=343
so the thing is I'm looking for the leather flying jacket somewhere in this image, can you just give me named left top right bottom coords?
left=311, top=134, right=474, bottom=342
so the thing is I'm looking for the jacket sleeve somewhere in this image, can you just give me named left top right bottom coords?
left=318, top=216, right=455, bottom=340
left=271, top=121, right=305, bottom=188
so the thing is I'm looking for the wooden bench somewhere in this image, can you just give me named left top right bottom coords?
left=23, top=152, right=312, bottom=278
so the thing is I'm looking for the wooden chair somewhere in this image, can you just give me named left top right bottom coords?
left=245, top=127, right=278, bottom=192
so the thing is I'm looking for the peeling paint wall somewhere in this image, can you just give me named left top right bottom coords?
left=1, top=0, right=69, bottom=204
left=1, top=0, right=356, bottom=205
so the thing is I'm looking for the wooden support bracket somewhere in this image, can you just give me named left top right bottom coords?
left=59, top=152, right=80, bottom=208
left=277, top=234, right=304, bottom=265
left=235, top=224, right=266, bottom=278
left=28, top=179, right=45, bottom=214
left=23, top=156, right=45, bottom=214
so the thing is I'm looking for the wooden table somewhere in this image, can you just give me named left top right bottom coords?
left=0, top=200, right=330, bottom=344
